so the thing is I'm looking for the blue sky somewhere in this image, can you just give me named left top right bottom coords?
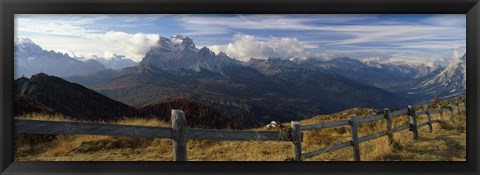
left=15, top=14, right=466, bottom=65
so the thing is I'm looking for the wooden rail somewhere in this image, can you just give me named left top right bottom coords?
left=15, top=120, right=292, bottom=141
left=301, top=98, right=465, bottom=160
left=15, top=97, right=465, bottom=161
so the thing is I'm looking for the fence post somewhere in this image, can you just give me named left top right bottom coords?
left=408, top=105, right=419, bottom=140
left=291, top=121, right=302, bottom=161
left=424, top=104, right=433, bottom=133
left=384, top=108, right=394, bottom=146
left=438, top=105, right=444, bottom=120
left=349, top=115, right=360, bottom=161
left=455, top=100, right=461, bottom=115
left=449, top=106, right=455, bottom=124
left=171, top=109, right=187, bottom=161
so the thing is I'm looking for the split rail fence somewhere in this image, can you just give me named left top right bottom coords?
left=15, top=98, right=466, bottom=161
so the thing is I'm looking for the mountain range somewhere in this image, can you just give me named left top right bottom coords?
left=311, top=57, right=439, bottom=89
left=94, top=54, right=137, bottom=70
left=64, top=35, right=407, bottom=127
left=15, top=36, right=466, bottom=128
left=390, top=53, right=466, bottom=102
left=14, top=38, right=106, bottom=78
left=14, top=38, right=139, bottom=78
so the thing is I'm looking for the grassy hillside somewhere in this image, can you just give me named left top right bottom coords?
left=15, top=102, right=466, bottom=161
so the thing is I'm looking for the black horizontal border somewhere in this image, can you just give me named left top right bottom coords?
left=1, top=0, right=478, bottom=14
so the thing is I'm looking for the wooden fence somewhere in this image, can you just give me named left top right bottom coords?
left=15, top=98, right=466, bottom=161
left=300, top=99, right=465, bottom=161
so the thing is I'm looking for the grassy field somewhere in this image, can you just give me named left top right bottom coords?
left=14, top=103, right=466, bottom=161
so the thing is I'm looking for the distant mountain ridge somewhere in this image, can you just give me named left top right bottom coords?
left=95, top=54, right=137, bottom=70
left=243, top=57, right=329, bottom=75
left=390, top=53, right=466, bottom=101
left=14, top=38, right=106, bottom=78
left=313, top=57, right=439, bottom=89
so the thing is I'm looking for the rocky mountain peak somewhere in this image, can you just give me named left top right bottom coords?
left=171, top=34, right=194, bottom=47
left=14, top=38, right=43, bottom=56
left=216, top=51, right=228, bottom=58
left=156, top=35, right=197, bottom=53
left=138, top=36, right=241, bottom=76
left=198, top=46, right=215, bottom=57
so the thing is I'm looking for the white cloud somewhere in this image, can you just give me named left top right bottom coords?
left=208, top=34, right=313, bottom=61
left=88, top=31, right=160, bottom=61
left=209, top=34, right=276, bottom=62
left=178, top=14, right=465, bottom=49
left=15, top=15, right=105, bottom=36
left=15, top=14, right=466, bottom=66
left=445, top=46, right=466, bottom=64
left=178, top=14, right=380, bottom=36
left=362, top=57, right=388, bottom=63
left=16, top=16, right=160, bottom=62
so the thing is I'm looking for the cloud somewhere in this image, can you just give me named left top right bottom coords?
left=208, top=34, right=313, bottom=61
left=177, top=14, right=465, bottom=49
left=177, top=14, right=380, bottom=36
left=362, top=57, right=389, bottom=63
left=88, top=31, right=160, bottom=61
left=15, top=14, right=466, bottom=65
left=16, top=18, right=100, bottom=36
left=16, top=15, right=160, bottom=62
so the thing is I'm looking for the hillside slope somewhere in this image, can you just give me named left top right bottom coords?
left=15, top=101, right=466, bottom=161
left=15, top=73, right=141, bottom=121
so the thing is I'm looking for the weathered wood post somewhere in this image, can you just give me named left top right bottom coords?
left=171, top=109, right=187, bottom=161
left=449, top=106, right=455, bottom=124
left=407, top=105, right=419, bottom=140
left=349, top=115, right=360, bottom=161
left=438, top=105, right=444, bottom=120
left=455, top=100, right=461, bottom=115
left=424, top=104, right=433, bottom=133
left=291, top=121, right=302, bottom=161
left=384, top=108, right=394, bottom=146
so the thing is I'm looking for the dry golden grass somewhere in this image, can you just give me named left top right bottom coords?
left=14, top=104, right=466, bottom=161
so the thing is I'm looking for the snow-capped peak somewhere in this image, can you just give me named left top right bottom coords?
left=15, top=38, right=35, bottom=45
left=14, top=38, right=40, bottom=49
left=14, top=38, right=43, bottom=55
left=171, top=34, right=188, bottom=45
left=423, top=61, right=436, bottom=68
left=156, top=35, right=197, bottom=53
left=415, top=48, right=466, bottom=97
left=363, top=60, right=383, bottom=68
left=94, top=54, right=137, bottom=70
